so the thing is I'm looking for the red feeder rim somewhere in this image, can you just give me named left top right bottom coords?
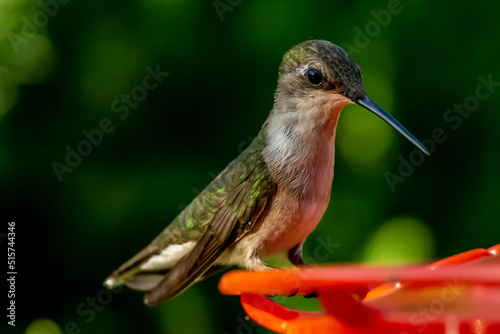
left=219, top=244, right=500, bottom=334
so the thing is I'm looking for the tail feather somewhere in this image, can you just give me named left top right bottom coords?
left=123, top=274, right=165, bottom=291
left=103, top=242, right=197, bottom=292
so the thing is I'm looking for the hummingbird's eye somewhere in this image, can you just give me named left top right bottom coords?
left=306, top=68, right=323, bottom=86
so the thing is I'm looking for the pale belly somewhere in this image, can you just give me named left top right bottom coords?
left=258, top=193, right=330, bottom=256
left=217, top=188, right=331, bottom=269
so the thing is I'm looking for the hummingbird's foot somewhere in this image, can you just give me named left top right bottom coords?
left=285, top=288, right=317, bottom=298
left=246, top=257, right=278, bottom=271
left=288, top=242, right=308, bottom=267
left=262, top=264, right=281, bottom=271
left=303, top=291, right=318, bottom=298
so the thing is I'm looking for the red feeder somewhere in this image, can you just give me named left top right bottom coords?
left=219, top=244, right=500, bottom=333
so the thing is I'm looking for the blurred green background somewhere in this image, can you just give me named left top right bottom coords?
left=1, top=0, right=500, bottom=333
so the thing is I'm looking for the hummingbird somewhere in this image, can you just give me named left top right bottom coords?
left=104, top=40, right=429, bottom=306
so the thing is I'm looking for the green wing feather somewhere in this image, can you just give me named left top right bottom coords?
left=105, top=130, right=274, bottom=299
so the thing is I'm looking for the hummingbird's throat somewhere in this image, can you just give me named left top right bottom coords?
left=262, top=91, right=349, bottom=201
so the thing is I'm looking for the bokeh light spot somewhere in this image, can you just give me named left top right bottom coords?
left=362, top=216, right=434, bottom=264
left=25, top=318, right=62, bottom=334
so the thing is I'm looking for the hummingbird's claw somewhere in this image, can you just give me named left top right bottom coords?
left=303, top=291, right=318, bottom=299
left=286, top=289, right=317, bottom=298
left=288, top=242, right=306, bottom=267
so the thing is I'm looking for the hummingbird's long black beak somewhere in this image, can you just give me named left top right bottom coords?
left=355, top=96, right=430, bottom=156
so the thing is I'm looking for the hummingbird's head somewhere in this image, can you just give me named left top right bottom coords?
left=278, top=40, right=365, bottom=101
left=274, top=40, right=429, bottom=156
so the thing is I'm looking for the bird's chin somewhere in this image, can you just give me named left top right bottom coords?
left=303, top=91, right=352, bottom=130
left=312, top=90, right=354, bottom=112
